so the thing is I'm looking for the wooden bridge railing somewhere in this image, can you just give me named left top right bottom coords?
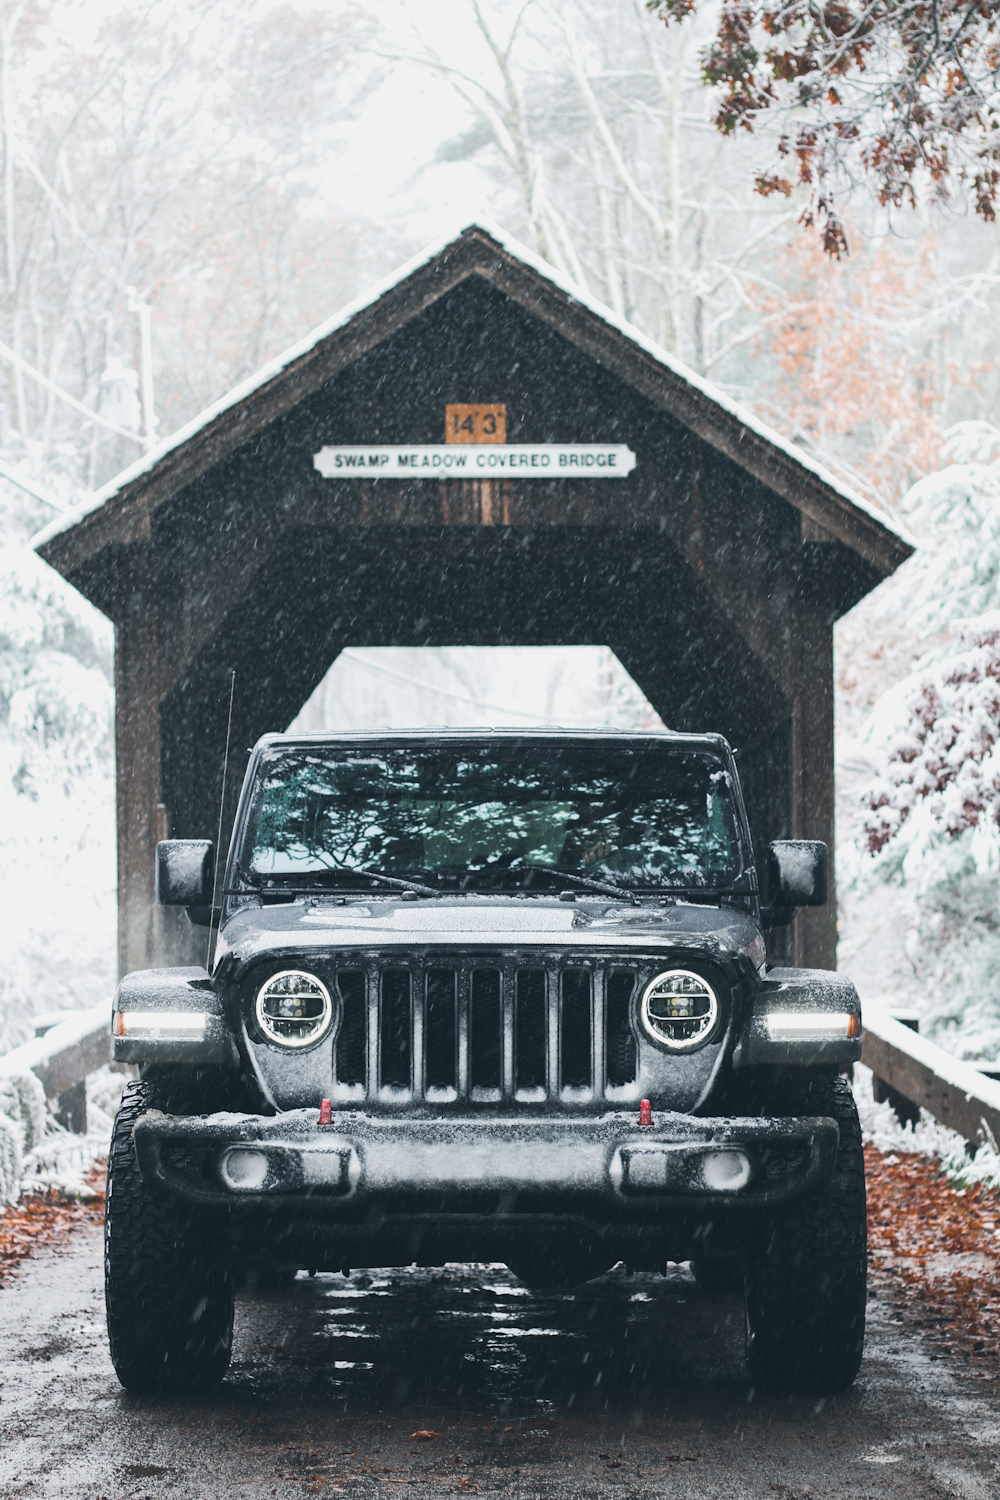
left=862, top=1009, right=1000, bottom=1151
left=0, top=1006, right=110, bottom=1134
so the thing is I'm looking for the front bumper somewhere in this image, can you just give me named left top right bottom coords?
left=134, top=1108, right=837, bottom=1220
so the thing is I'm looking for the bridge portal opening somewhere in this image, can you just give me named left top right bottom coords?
left=288, top=646, right=664, bottom=734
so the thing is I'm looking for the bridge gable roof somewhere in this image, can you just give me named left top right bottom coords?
left=34, top=221, right=912, bottom=584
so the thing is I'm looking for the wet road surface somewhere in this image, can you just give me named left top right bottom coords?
left=1, top=1222, right=997, bottom=1498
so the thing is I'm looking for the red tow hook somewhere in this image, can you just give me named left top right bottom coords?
left=639, top=1099, right=652, bottom=1127
left=318, top=1098, right=332, bottom=1126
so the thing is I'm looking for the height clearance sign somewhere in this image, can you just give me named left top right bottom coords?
left=313, top=444, right=636, bottom=479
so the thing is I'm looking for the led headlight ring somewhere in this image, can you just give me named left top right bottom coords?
left=255, top=969, right=334, bottom=1049
left=639, top=969, right=720, bottom=1052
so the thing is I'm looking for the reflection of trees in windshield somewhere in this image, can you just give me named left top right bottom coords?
left=246, top=747, right=740, bottom=888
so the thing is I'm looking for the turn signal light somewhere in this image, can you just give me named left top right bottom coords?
left=318, top=1098, right=332, bottom=1126
left=113, top=1010, right=206, bottom=1040
left=765, top=1011, right=860, bottom=1041
left=639, top=1099, right=652, bottom=1127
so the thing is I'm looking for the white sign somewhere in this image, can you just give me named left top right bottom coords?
left=313, top=444, right=636, bottom=479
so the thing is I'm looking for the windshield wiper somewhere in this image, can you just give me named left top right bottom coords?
left=357, top=870, right=441, bottom=898
left=514, top=862, right=641, bottom=906
left=246, top=870, right=441, bottom=899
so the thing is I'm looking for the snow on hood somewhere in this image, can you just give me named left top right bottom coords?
left=218, top=895, right=762, bottom=971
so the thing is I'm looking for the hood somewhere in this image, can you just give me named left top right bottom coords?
left=216, top=895, right=765, bottom=977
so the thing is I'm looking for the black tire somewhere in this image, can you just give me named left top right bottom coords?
left=105, top=1078, right=235, bottom=1394
left=248, top=1267, right=298, bottom=1291
left=505, top=1245, right=613, bottom=1290
left=691, top=1258, right=744, bottom=1295
left=745, top=1073, right=867, bottom=1394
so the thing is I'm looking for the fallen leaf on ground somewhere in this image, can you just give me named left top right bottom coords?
left=0, top=1164, right=105, bottom=1284
left=867, top=1142, right=1000, bottom=1372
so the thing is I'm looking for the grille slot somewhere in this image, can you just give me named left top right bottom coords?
left=335, top=969, right=366, bottom=1085
left=606, top=970, right=637, bottom=1085
left=560, top=969, right=592, bottom=1088
left=515, top=969, right=546, bottom=1090
left=470, top=969, right=502, bottom=1091
left=425, top=969, right=457, bottom=1089
left=381, top=969, right=411, bottom=1088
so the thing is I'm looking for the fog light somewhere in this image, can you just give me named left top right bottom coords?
left=223, top=1149, right=268, bottom=1190
left=701, top=1149, right=751, bottom=1192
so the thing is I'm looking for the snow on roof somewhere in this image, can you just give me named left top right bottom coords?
left=34, top=218, right=912, bottom=553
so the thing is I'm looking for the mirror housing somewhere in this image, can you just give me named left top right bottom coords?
left=767, top=840, right=828, bottom=909
left=156, top=840, right=214, bottom=907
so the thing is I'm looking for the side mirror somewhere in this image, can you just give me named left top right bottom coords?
left=767, top=840, right=828, bottom=909
left=156, top=840, right=214, bottom=906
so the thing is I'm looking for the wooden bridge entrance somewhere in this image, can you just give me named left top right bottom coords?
left=34, top=225, right=912, bottom=975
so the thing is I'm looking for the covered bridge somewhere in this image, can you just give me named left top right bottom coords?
left=34, top=224, right=912, bottom=978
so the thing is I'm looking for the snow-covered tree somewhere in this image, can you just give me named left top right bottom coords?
left=0, top=0, right=380, bottom=487
left=837, top=426, right=1000, bottom=1059
left=864, top=615, right=1000, bottom=854
left=0, top=478, right=116, bottom=1051
left=651, top=0, right=1000, bottom=256
left=397, top=0, right=798, bottom=365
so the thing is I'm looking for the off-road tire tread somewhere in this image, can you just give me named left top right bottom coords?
left=691, top=1258, right=744, bottom=1295
left=745, top=1073, right=867, bottom=1394
left=105, top=1077, right=235, bottom=1394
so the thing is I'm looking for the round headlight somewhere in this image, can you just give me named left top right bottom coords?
left=255, top=970, right=333, bottom=1049
left=639, top=969, right=720, bottom=1052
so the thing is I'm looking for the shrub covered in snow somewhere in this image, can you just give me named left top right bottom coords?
left=0, top=1116, right=21, bottom=1205
left=0, top=1070, right=47, bottom=1202
left=0, top=1071, right=48, bottom=1156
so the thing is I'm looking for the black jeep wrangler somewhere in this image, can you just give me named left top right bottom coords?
left=105, top=729, right=866, bottom=1395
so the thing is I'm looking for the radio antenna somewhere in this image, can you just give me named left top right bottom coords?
left=207, top=670, right=236, bottom=971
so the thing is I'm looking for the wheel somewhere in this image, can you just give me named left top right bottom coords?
left=505, top=1244, right=612, bottom=1290
left=691, top=1258, right=744, bottom=1295
left=248, top=1267, right=298, bottom=1291
left=105, top=1078, right=235, bottom=1394
left=745, top=1073, right=867, bottom=1394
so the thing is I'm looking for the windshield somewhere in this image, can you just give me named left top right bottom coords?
left=238, top=740, right=744, bottom=893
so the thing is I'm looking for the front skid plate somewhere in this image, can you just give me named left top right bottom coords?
left=132, top=1110, right=838, bottom=1221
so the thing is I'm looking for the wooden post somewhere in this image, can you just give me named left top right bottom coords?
left=114, top=538, right=162, bottom=978
left=795, top=546, right=837, bottom=970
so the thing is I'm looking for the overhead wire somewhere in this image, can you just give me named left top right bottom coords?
left=0, top=458, right=78, bottom=513
left=0, top=337, right=143, bottom=443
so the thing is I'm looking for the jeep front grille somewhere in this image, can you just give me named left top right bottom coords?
left=328, top=956, right=639, bottom=1105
